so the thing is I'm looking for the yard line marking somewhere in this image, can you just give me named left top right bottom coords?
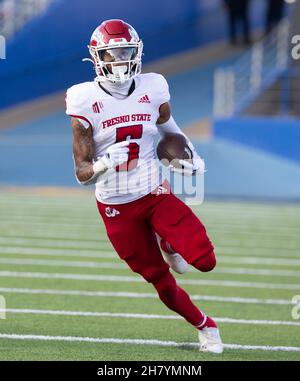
left=1, top=220, right=300, bottom=239
left=0, top=287, right=292, bottom=305
left=0, top=258, right=299, bottom=278
left=1, top=248, right=300, bottom=267
left=0, top=258, right=126, bottom=269
left=1, top=215, right=299, bottom=233
left=2, top=308, right=300, bottom=327
left=0, top=197, right=294, bottom=210
left=0, top=207, right=297, bottom=221
left=0, top=226, right=299, bottom=249
left=214, top=267, right=300, bottom=277
left=2, top=196, right=299, bottom=215
left=0, top=333, right=299, bottom=352
left=211, top=229, right=300, bottom=239
left=0, top=234, right=300, bottom=253
left=1, top=216, right=297, bottom=232
left=215, top=246, right=300, bottom=257
left=0, top=215, right=299, bottom=237
left=0, top=271, right=299, bottom=290
left=218, top=257, right=300, bottom=266
left=1, top=237, right=300, bottom=258
left=0, top=247, right=115, bottom=258
left=0, top=231, right=108, bottom=241
left=0, top=237, right=107, bottom=247
left=0, top=220, right=103, bottom=230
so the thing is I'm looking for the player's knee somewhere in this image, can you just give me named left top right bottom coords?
left=188, top=233, right=216, bottom=272
left=192, top=250, right=216, bottom=272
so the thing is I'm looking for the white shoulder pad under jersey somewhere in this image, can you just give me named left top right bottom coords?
left=140, top=73, right=171, bottom=107
left=65, top=81, right=96, bottom=128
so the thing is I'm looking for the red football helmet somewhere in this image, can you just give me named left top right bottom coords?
left=88, top=19, right=143, bottom=83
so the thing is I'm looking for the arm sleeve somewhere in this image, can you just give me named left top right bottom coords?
left=157, top=116, right=188, bottom=140
left=65, top=86, right=93, bottom=129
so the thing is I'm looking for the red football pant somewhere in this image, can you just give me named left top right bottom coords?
left=97, top=191, right=216, bottom=328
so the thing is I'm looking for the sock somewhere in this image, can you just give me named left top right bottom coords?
left=153, top=271, right=206, bottom=327
left=196, top=315, right=217, bottom=330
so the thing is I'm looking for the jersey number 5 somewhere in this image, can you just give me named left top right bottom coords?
left=116, top=124, right=143, bottom=171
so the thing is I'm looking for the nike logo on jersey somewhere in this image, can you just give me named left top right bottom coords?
left=138, top=94, right=151, bottom=103
left=105, top=207, right=120, bottom=218
left=92, top=101, right=104, bottom=113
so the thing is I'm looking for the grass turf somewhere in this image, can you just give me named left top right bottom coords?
left=0, top=190, right=299, bottom=360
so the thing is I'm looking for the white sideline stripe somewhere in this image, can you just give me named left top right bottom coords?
left=0, top=333, right=299, bottom=352
left=219, top=257, right=300, bottom=266
left=1, top=238, right=300, bottom=258
left=1, top=246, right=300, bottom=267
left=0, top=246, right=114, bottom=258
left=0, top=287, right=292, bottom=305
left=0, top=230, right=299, bottom=256
left=214, top=267, right=300, bottom=277
left=1, top=206, right=299, bottom=219
left=0, top=258, right=300, bottom=278
left=0, top=235, right=300, bottom=256
left=0, top=258, right=125, bottom=269
left=1, top=197, right=299, bottom=216
left=0, top=194, right=295, bottom=208
left=217, top=246, right=300, bottom=257
left=2, top=308, right=300, bottom=327
left=0, top=237, right=107, bottom=247
left=1, top=204, right=299, bottom=226
left=0, top=270, right=299, bottom=290
left=1, top=215, right=298, bottom=233
left=1, top=216, right=299, bottom=234
left=0, top=211, right=300, bottom=232
left=1, top=219, right=300, bottom=239
left=1, top=234, right=298, bottom=255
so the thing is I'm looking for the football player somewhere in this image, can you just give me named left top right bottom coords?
left=66, top=19, right=223, bottom=354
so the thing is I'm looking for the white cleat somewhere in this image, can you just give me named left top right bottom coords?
left=163, top=251, right=189, bottom=274
left=198, top=327, right=223, bottom=354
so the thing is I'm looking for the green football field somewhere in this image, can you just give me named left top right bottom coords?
left=0, top=189, right=299, bottom=361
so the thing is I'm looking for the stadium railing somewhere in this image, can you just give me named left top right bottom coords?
left=0, top=0, right=53, bottom=39
left=213, top=18, right=298, bottom=117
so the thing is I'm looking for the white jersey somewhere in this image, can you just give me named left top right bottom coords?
left=66, top=73, right=170, bottom=204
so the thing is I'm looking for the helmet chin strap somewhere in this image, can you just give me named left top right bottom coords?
left=111, top=65, right=128, bottom=84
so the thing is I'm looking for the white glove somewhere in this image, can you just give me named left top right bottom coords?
left=93, top=141, right=129, bottom=174
left=169, top=141, right=205, bottom=177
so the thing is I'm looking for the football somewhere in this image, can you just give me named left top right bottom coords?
left=156, top=133, right=192, bottom=168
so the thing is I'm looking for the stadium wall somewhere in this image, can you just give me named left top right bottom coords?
left=0, top=0, right=265, bottom=110
left=214, top=117, right=300, bottom=163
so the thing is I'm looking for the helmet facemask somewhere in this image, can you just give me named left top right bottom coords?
left=89, top=42, right=143, bottom=84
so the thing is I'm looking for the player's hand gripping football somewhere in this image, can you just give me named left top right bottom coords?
left=93, top=141, right=129, bottom=173
left=170, top=141, right=205, bottom=177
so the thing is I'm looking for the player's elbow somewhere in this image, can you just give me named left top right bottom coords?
left=75, top=170, right=89, bottom=186
left=75, top=170, right=98, bottom=186
left=75, top=168, right=83, bottom=182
